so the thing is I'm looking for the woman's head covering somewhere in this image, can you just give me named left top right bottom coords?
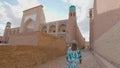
left=67, top=40, right=77, bottom=47
left=71, top=40, right=77, bottom=44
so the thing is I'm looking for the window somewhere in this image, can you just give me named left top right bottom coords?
left=73, top=12, right=75, bottom=16
left=70, top=13, right=72, bottom=16
left=62, top=29, right=65, bottom=32
left=53, top=30, right=56, bottom=32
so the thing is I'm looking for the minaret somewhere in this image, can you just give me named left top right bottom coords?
left=66, top=5, right=77, bottom=43
left=3, top=22, right=11, bottom=43
left=69, top=5, right=77, bottom=21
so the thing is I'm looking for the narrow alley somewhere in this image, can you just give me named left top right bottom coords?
left=36, top=48, right=101, bottom=68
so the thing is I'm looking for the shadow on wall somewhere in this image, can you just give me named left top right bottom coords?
left=93, top=3, right=120, bottom=67
left=94, top=7, right=120, bottom=41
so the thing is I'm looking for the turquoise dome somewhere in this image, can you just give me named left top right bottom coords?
left=6, top=22, right=11, bottom=26
left=69, top=5, right=76, bottom=12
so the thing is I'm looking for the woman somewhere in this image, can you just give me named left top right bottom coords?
left=66, top=41, right=82, bottom=68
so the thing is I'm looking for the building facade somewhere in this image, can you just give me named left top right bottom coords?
left=2, top=5, right=85, bottom=48
left=90, top=0, right=120, bottom=67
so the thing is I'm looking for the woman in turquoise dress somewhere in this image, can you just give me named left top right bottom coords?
left=66, top=42, right=82, bottom=68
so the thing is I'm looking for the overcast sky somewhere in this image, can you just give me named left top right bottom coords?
left=0, top=0, right=94, bottom=41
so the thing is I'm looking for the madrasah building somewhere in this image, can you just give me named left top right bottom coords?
left=1, top=5, right=85, bottom=48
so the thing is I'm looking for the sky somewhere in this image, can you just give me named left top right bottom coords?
left=0, top=0, right=94, bottom=41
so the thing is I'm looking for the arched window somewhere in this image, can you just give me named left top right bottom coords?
left=53, top=30, right=56, bottom=32
left=49, top=25, right=56, bottom=33
left=73, top=12, right=75, bottom=16
left=70, top=13, right=72, bottom=16
left=62, top=29, right=66, bottom=32
left=58, top=24, right=66, bottom=33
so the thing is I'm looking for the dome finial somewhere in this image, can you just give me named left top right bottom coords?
left=6, top=22, right=11, bottom=26
left=69, top=5, right=76, bottom=12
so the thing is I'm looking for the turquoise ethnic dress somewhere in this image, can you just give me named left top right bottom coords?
left=66, top=47, right=82, bottom=68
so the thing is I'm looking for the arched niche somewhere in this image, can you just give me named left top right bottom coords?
left=22, top=18, right=35, bottom=32
left=49, top=25, right=56, bottom=33
left=58, top=24, right=66, bottom=33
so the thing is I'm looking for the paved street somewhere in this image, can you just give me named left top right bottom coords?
left=35, top=48, right=101, bottom=68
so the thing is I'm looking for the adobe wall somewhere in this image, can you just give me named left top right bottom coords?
left=37, top=32, right=67, bottom=52
left=93, top=1, right=120, bottom=67
left=0, top=45, right=66, bottom=68
left=93, top=0, right=120, bottom=41
left=8, top=32, right=38, bottom=45
left=0, top=32, right=67, bottom=68
left=94, top=21, right=120, bottom=67
left=96, top=0, right=120, bottom=14
left=76, top=26, right=85, bottom=48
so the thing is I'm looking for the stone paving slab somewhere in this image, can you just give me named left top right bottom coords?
left=35, top=49, right=101, bottom=68
left=93, top=52, right=117, bottom=68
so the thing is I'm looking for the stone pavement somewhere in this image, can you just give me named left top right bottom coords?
left=35, top=48, right=101, bottom=68
left=93, top=52, right=117, bottom=68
